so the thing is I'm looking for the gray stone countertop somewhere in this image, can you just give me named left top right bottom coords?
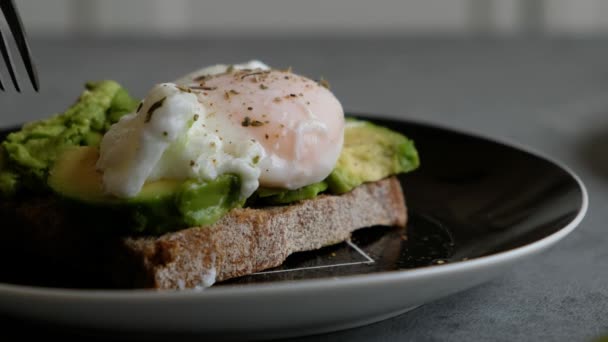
left=0, top=38, right=606, bottom=341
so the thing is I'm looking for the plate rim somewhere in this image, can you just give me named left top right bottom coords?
left=0, top=115, right=589, bottom=299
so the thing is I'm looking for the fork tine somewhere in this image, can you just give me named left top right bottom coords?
left=0, top=27, right=19, bottom=92
left=0, top=0, right=38, bottom=91
left=0, top=72, right=4, bottom=91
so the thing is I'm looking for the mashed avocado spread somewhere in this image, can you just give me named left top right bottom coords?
left=0, top=81, right=419, bottom=234
left=0, top=81, right=138, bottom=196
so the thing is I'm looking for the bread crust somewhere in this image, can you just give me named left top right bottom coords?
left=125, top=177, right=406, bottom=289
left=1, top=177, right=406, bottom=289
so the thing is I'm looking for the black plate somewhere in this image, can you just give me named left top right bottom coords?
left=0, top=115, right=585, bottom=288
left=222, top=115, right=584, bottom=285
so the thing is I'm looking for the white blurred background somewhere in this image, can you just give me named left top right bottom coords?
left=16, top=0, right=608, bottom=38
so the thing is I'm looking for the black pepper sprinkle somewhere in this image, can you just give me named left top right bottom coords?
left=284, top=76, right=290, bottom=80
left=145, top=96, right=166, bottom=123
left=163, top=131, right=168, bottom=137
left=193, top=114, right=199, bottom=121
left=247, top=107, right=253, bottom=111
left=289, top=93, right=297, bottom=97
left=230, top=89, right=239, bottom=95
left=136, top=102, right=143, bottom=112
left=251, top=120, right=264, bottom=127
left=242, top=117, right=251, bottom=126
left=190, top=160, right=195, bottom=166
left=265, top=134, right=269, bottom=139
left=260, top=84, right=268, bottom=90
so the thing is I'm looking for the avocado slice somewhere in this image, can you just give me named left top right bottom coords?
left=48, top=146, right=243, bottom=234
left=177, top=176, right=244, bottom=227
left=251, top=181, right=328, bottom=205
left=325, top=119, right=419, bottom=194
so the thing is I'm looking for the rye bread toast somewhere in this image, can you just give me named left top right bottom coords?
left=1, top=177, right=406, bottom=289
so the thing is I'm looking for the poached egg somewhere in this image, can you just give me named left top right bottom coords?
left=97, top=61, right=345, bottom=199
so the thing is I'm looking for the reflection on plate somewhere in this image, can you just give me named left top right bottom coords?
left=0, top=115, right=588, bottom=340
left=221, top=214, right=454, bottom=286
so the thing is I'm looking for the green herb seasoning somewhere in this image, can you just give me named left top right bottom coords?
left=145, top=96, right=167, bottom=123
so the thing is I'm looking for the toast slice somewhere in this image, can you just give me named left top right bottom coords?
left=2, top=177, right=406, bottom=289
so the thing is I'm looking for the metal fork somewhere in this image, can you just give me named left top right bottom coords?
left=0, top=0, right=38, bottom=92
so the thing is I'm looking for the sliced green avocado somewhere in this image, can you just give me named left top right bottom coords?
left=326, top=119, right=419, bottom=194
left=252, top=181, right=328, bottom=205
left=177, top=176, right=244, bottom=227
left=48, top=146, right=243, bottom=234
left=48, top=146, right=180, bottom=204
